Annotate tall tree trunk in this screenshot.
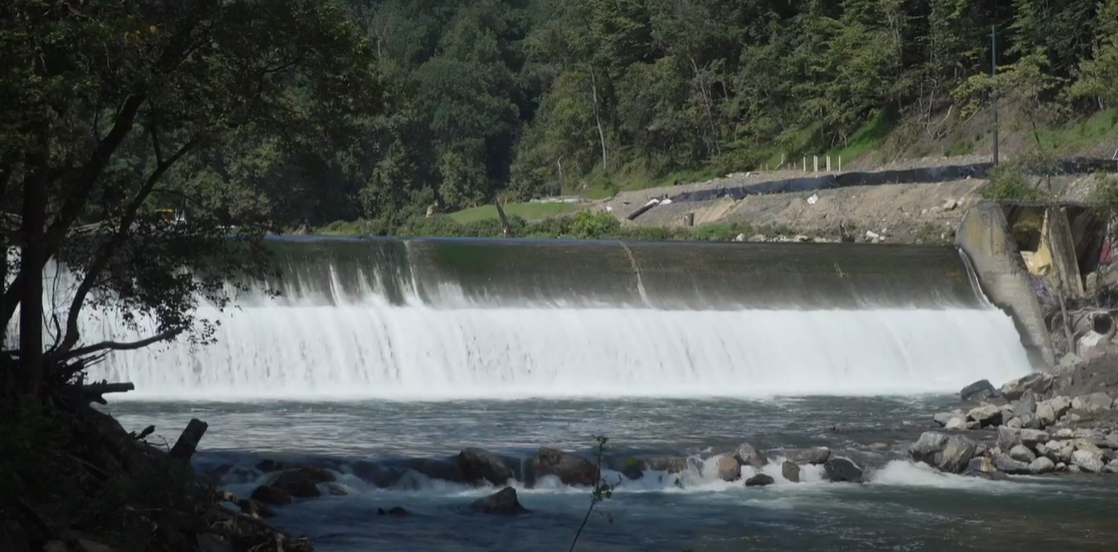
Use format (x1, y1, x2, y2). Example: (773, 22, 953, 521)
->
(688, 54, 721, 157)
(19, 135, 48, 396)
(589, 65, 608, 172)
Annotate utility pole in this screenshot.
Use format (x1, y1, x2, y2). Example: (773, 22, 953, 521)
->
(991, 22, 999, 166)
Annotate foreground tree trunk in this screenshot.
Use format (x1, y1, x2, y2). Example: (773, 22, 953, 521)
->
(19, 136, 48, 396)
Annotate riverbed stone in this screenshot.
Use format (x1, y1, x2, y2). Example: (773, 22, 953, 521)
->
(1072, 393, 1115, 413)
(1027, 457, 1055, 474)
(968, 404, 1003, 427)
(823, 457, 863, 483)
(1106, 459, 1118, 474)
(937, 435, 977, 474)
(456, 448, 515, 486)
(716, 455, 741, 482)
(909, 432, 950, 466)
(1005, 417, 1023, 429)
(1072, 449, 1106, 473)
(1009, 444, 1036, 464)
(934, 412, 956, 426)
(745, 473, 775, 487)
(469, 487, 529, 515)
(786, 447, 830, 465)
(733, 442, 768, 471)
(1041, 397, 1073, 421)
(961, 379, 999, 401)
(1043, 440, 1073, 464)
(237, 498, 276, 519)
(781, 461, 801, 483)
(270, 467, 334, 498)
(534, 448, 599, 486)
(644, 456, 689, 473)
(965, 456, 995, 476)
(992, 453, 1030, 475)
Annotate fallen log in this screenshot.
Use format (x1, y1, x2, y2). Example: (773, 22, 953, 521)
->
(169, 418, 208, 462)
(79, 382, 135, 405)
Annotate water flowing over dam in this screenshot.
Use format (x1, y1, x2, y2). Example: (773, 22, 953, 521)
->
(81, 238, 1030, 399)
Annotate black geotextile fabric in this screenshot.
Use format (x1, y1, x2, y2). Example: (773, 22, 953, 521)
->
(667, 157, 1118, 203)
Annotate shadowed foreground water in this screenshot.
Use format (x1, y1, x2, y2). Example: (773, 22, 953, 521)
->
(106, 397, 1118, 552)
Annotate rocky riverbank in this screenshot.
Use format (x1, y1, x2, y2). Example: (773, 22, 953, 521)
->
(911, 354, 1118, 477)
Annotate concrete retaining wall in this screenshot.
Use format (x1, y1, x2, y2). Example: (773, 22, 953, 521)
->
(956, 202, 1055, 367)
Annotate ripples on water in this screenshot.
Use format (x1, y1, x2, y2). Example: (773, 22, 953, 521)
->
(105, 397, 1118, 552)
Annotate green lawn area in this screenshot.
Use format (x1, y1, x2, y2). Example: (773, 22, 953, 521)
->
(449, 201, 585, 223)
(1033, 109, 1118, 155)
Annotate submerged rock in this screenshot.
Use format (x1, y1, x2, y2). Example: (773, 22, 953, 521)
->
(823, 457, 863, 483)
(961, 379, 998, 402)
(745, 474, 775, 487)
(733, 442, 768, 471)
(644, 456, 689, 473)
(469, 487, 529, 515)
(378, 506, 410, 517)
(715, 455, 741, 482)
(237, 498, 276, 519)
(534, 447, 599, 486)
(456, 448, 515, 486)
(781, 461, 801, 483)
(786, 447, 831, 465)
(401, 458, 467, 484)
(270, 467, 335, 498)
(250, 485, 292, 506)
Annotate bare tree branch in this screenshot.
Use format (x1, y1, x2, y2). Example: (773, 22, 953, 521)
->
(52, 329, 183, 364)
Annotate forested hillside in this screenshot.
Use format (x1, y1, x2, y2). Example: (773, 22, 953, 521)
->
(169, 0, 1118, 230)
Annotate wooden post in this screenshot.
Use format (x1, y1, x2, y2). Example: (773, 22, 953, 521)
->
(838, 156, 843, 172)
(813, 156, 818, 173)
(826, 156, 832, 172)
(683, 213, 695, 227)
(802, 156, 807, 171)
(169, 418, 209, 462)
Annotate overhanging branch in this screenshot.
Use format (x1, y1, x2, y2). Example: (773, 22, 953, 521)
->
(51, 329, 184, 364)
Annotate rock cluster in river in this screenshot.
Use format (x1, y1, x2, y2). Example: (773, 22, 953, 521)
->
(915, 357, 1118, 478)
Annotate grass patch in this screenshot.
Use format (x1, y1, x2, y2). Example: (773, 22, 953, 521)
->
(824, 109, 895, 165)
(448, 202, 584, 224)
(1031, 109, 1118, 155)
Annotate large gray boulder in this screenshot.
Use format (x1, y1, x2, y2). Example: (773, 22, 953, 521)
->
(823, 457, 863, 483)
(745, 474, 775, 487)
(1043, 440, 1074, 464)
(250, 485, 293, 506)
(1009, 444, 1036, 464)
(937, 435, 977, 474)
(909, 432, 950, 466)
(1014, 391, 1038, 418)
(533, 447, 599, 486)
(967, 404, 1003, 428)
(733, 442, 768, 471)
(1072, 449, 1106, 473)
(715, 455, 741, 482)
(1071, 393, 1114, 413)
(456, 448, 515, 486)
(1020, 429, 1049, 448)
(781, 461, 801, 483)
(997, 426, 1022, 452)
(469, 487, 529, 515)
(960, 379, 999, 401)
(1027, 457, 1055, 474)
(998, 372, 1054, 400)
(1036, 397, 1072, 427)
(785, 447, 831, 465)
(992, 453, 1030, 475)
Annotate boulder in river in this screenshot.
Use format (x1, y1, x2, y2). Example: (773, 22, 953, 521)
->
(1072, 449, 1105, 473)
(1020, 429, 1049, 448)
(1106, 459, 1118, 474)
(967, 404, 1003, 427)
(823, 457, 863, 483)
(909, 432, 950, 466)
(378, 506, 410, 517)
(733, 442, 768, 471)
(401, 458, 468, 484)
(786, 447, 830, 465)
(781, 461, 801, 483)
(1027, 457, 1055, 474)
(270, 466, 335, 498)
(960, 379, 998, 401)
(534, 447, 599, 486)
(237, 498, 276, 519)
(250, 485, 293, 506)
(1043, 440, 1074, 464)
(644, 456, 689, 473)
(745, 474, 775, 487)
(715, 455, 741, 482)
(469, 487, 529, 515)
(997, 426, 1022, 452)
(456, 448, 515, 486)
(945, 417, 968, 430)
(937, 435, 977, 474)
(1014, 391, 1038, 418)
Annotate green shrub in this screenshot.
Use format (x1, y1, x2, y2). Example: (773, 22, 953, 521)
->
(569, 211, 622, 239)
(979, 164, 1048, 200)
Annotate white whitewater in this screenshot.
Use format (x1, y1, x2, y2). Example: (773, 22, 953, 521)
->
(82, 283, 1032, 400)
